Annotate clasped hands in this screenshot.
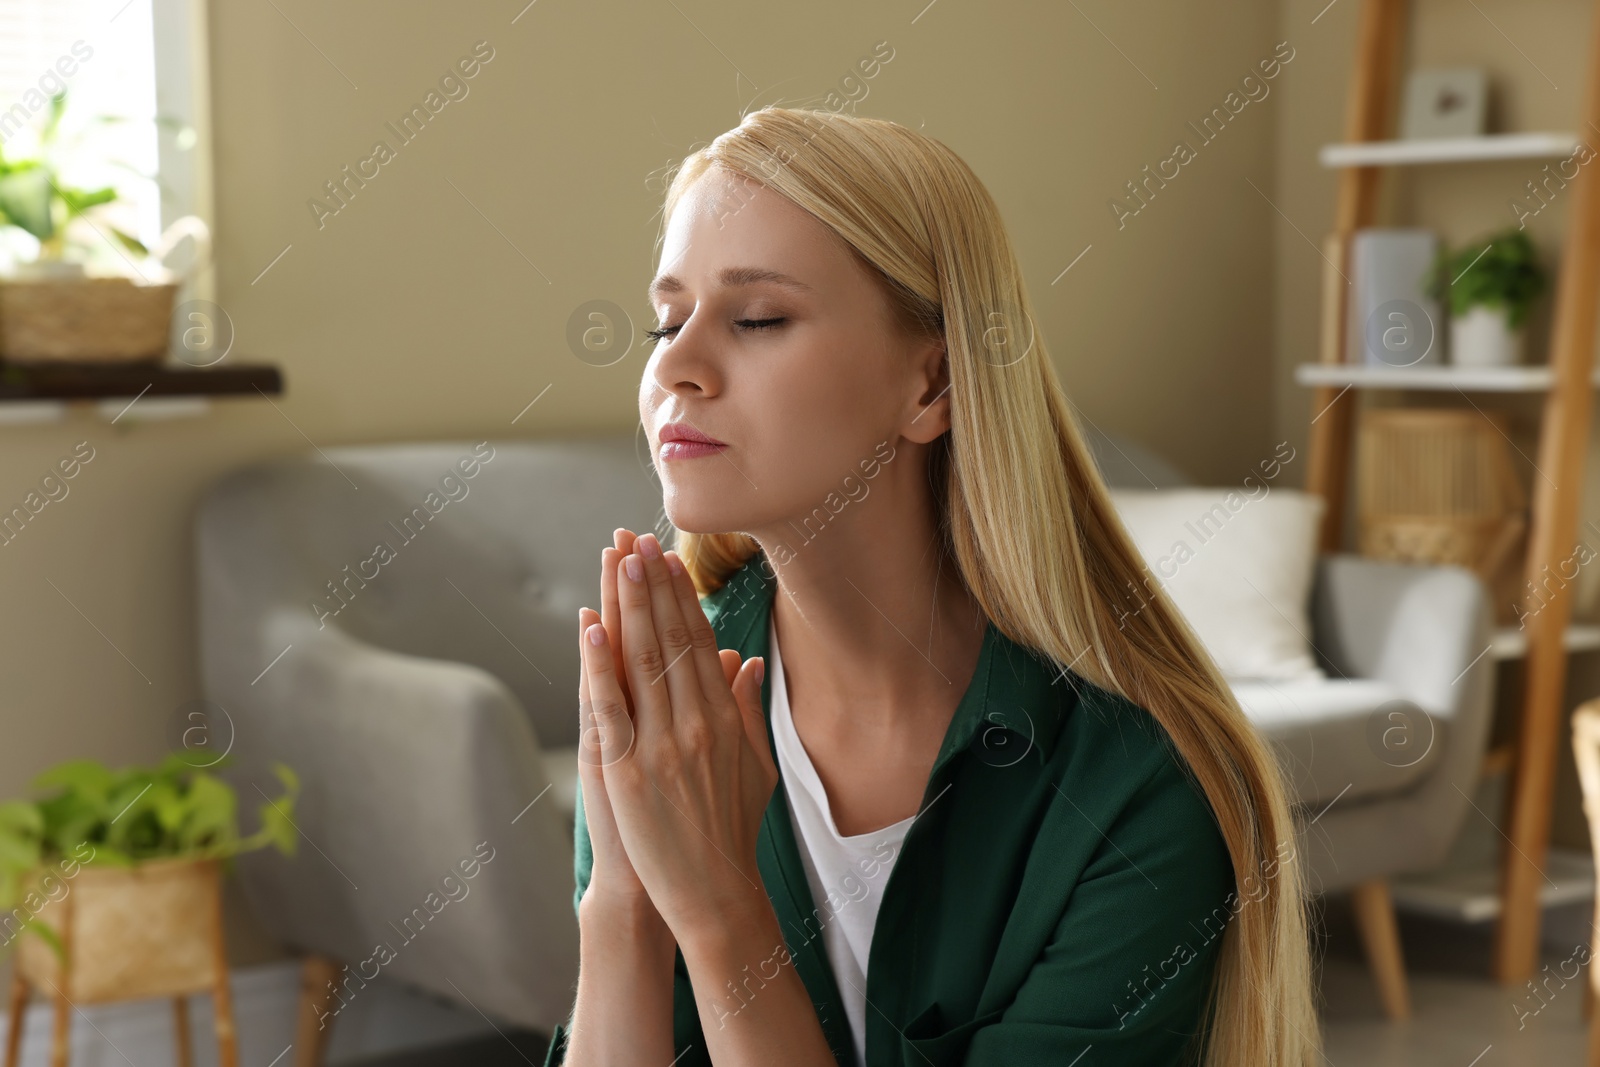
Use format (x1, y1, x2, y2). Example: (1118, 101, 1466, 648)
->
(575, 528, 780, 945)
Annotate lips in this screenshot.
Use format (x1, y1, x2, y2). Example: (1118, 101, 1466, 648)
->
(657, 421, 727, 462)
(659, 422, 726, 446)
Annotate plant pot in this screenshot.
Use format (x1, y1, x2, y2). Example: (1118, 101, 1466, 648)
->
(14, 855, 227, 1003)
(1449, 304, 1524, 367)
(0, 275, 178, 364)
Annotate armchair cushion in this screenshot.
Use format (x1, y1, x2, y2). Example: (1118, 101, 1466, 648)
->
(1230, 678, 1441, 806)
(1107, 487, 1327, 682)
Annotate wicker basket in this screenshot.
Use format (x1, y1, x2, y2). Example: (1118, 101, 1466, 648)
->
(1358, 407, 1528, 620)
(14, 855, 226, 1003)
(0, 275, 177, 363)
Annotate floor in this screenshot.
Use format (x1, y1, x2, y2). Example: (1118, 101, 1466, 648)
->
(341, 897, 1597, 1066)
(1317, 895, 1591, 1065)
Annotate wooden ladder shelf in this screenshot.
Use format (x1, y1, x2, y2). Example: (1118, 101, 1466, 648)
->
(1305, 0, 1600, 985)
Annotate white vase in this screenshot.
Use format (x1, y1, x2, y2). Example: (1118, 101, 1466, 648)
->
(1450, 305, 1524, 367)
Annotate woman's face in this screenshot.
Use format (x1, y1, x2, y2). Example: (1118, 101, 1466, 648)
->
(641, 166, 945, 539)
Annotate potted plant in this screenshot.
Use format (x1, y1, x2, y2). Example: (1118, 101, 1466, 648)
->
(1426, 227, 1549, 368)
(0, 90, 209, 363)
(0, 753, 297, 1011)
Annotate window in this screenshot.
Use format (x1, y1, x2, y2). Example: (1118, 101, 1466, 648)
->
(0, 0, 213, 301)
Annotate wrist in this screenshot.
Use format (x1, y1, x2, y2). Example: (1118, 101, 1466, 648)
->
(676, 890, 782, 965)
(579, 890, 676, 951)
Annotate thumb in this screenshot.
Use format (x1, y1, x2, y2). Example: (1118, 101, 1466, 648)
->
(734, 656, 776, 779)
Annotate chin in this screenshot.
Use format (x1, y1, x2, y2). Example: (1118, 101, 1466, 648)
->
(659, 492, 744, 537)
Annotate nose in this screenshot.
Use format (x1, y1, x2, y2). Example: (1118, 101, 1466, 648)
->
(646, 312, 720, 400)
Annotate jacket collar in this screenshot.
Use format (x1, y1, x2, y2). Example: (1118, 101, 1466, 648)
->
(703, 549, 1069, 772)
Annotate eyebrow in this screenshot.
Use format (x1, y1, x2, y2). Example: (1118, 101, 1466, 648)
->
(647, 266, 815, 303)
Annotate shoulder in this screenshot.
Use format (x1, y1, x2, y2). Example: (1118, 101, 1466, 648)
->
(1051, 672, 1233, 887)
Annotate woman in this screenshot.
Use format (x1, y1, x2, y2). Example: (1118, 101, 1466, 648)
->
(545, 106, 1320, 1066)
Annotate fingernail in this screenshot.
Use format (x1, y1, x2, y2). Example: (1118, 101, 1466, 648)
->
(754, 658, 765, 686)
(587, 623, 606, 646)
(639, 534, 661, 559)
(625, 554, 643, 582)
(666, 552, 684, 577)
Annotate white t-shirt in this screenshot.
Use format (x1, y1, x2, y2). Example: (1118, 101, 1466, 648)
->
(767, 616, 915, 1067)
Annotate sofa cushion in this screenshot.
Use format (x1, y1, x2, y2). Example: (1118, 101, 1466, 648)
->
(1108, 487, 1326, 682)
(1230, 678, 1443, 806)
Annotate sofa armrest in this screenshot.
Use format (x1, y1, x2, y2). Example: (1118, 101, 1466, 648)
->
(1308, 553, 1494, 722)
(224, 609, 580, 1031)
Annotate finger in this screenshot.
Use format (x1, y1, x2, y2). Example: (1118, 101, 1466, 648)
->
(720, 648, 741, 691)
(601, 548, 634, 712)
(732, 656, 776, 780)
(660, 547, 742, 710)
(633, 536, 713, 729)
(616, 550, 676, 741)
(578, 608, 621, 783)
(581, 617, 638, 770)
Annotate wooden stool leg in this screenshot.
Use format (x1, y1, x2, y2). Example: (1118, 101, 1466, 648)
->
(4, 972, 27, 1067)
(1590, 990, 1600, 1067)
(205, 862, 239, 1067)
(173, 996, 194, 1067)
(48, 983, 68, 1067)
(1350, 879, 1412, 1020)
(294, 956, 344, 1067)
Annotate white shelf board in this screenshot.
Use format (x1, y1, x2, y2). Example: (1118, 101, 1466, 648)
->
(1320, 131, 1580, 167)
(1294, 362, 1600, 392)
(1492, 622, 1600, 660)
(0, 401, 66, 425)
(1389, 846, 1595, 923)
(94, 396, 211, 422)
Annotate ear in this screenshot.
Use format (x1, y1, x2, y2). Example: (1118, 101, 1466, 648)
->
(901, 337, 951, 445)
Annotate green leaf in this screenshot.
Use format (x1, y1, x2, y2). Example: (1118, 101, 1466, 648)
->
(85, 842, 134, 867)
(39, 92, 67, 146)
(0, 801, 42, 838)
(33, 759, 116, 801)
(59, 185, 116, 217)
(179, 773, 237, 854)
(0, 167, 55, 241)
(0, 832, 41, 874)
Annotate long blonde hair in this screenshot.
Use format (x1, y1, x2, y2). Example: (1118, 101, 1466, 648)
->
(658, 106, 1321, 1066)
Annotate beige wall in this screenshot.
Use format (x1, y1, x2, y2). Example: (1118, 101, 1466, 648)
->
(1, 0, 1318, 971)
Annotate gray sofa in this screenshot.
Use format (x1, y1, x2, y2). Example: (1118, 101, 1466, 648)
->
(195, 428, 1492, 1038)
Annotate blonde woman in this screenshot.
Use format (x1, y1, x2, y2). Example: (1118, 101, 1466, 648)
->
(547, 107, 1320, 1067)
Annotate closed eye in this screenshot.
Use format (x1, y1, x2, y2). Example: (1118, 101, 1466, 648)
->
(646, 317, 787, 342)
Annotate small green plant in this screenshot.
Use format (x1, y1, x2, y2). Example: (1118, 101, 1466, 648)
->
(0, 89, 186, 265)
(0, 753, 298, 956)
(1426, 228, 1549, 330)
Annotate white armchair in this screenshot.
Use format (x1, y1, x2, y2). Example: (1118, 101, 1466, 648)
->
(1087, 426, 1496, 1021)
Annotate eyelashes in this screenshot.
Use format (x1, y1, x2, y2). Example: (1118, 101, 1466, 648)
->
(645, 317, 787, 343)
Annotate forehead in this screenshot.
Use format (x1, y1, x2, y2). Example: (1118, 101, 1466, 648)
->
(652, 168, 844, 299)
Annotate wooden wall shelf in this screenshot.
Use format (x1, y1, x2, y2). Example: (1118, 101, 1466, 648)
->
(0, 361, 282, 402)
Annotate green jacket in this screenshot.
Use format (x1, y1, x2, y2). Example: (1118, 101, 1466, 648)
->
(543, 550, 1236, 1066)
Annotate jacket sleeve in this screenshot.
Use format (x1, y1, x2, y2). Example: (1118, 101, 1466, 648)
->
(541, 775, 594, 1065)
(936, 754, 1239, 1067)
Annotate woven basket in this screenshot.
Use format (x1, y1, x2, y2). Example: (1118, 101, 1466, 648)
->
(0, 276, 177, 363)
(14, 855, 225, 1003)
(1358, 408, 1528, 619)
